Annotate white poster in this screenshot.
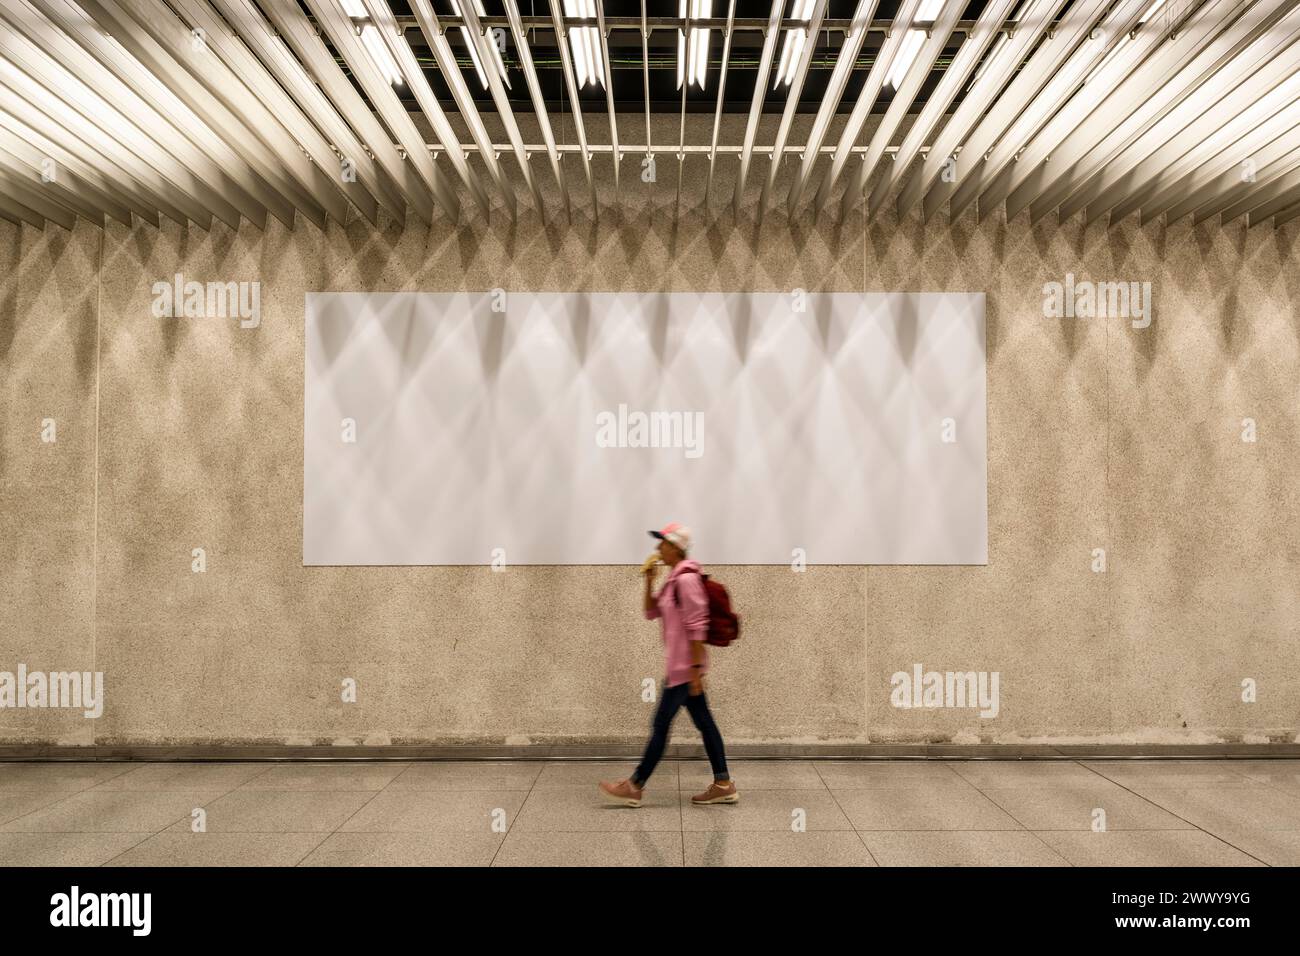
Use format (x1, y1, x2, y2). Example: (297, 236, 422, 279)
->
(304, 292, 987, 565)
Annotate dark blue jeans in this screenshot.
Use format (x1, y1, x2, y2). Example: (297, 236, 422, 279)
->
(631, 680, 729, 786)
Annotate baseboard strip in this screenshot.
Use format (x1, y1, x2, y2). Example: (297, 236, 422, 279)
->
(1, 743, 1297, 762)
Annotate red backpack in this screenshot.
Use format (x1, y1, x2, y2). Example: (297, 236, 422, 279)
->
(672, 571, 741, 647)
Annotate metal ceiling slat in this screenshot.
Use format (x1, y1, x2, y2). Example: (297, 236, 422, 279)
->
(1193, 142, 1300, 224)
(0, 103, 159, 226)
(1262, 189, 1300, 226)
(1063, 3, 1300, 223)
(171, 0, 379, 225)
(81, 0, 341, 229)
(756, 0, 829, 222)
(0, 61, 211, 228)
(550, 2, 598, 215)
(594, 0, 621, 191)
(211, 0, 404, 222)
(261, 1, 422, 226)
(451, 0, 544, 218)
(1018, 0, 1287, 223)
(0, 0, 1296, 234)
(0, 140, 113, 224)
(786, 0, 879, 214)
(0, 130, 129, 224)
(1143, 113, 1300, 225)
(0, 164, 78, 228)
(359, 0, 490, 216)
(950, 0, 1151, 222)
(923, 0, 1112, 221)
(503, 0, 570, 220)
(1234, 163, 1300, 223)
(407, 0, 514, 218)
(704, 0, 737, 209)
(13, 0, 267, 228)
(641, 1, 652, 163)
(299, 0, 455, 223)
(823, 0, 962, 220)
(1217, 162, 1300, 224)
(860, 0, 1021, 220)
(1105, 76, 1300, 226)
(896, 0, 1065, 220)
(673, 2, 692, 222)
(0, 202, 28, 227)
(0, 189, 46, 228)
(733, 0, 784, 218)
(118, 0, 346, 228)
(1096, 60, 1300, 226)
(978, 0, 1173, 219)
(0, 31, 236, 229)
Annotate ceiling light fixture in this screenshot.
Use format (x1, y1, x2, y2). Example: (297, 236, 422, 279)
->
(338, 0, 403, 86)
(774, 0, 815, 88)
(677, 0, 712, 89)
(448, 0, 510, 90)
(563, 0, 604, 88)
(885, 0, 946, 90)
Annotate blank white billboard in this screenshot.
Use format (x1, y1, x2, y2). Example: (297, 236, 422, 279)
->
(304, 292, 986, 565)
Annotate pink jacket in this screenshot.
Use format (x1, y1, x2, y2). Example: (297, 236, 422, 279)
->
(646, 559, 710, 688)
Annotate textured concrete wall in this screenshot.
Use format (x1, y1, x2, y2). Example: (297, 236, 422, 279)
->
(2, 115, 1298, 747)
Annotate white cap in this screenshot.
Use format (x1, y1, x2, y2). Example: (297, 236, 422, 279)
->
(649, 522, 691, 554)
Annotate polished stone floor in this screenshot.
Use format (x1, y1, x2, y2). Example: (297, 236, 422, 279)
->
(1, 759, 1298, 866)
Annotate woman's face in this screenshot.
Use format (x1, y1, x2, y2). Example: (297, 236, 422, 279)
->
(658, 539, 683, 564)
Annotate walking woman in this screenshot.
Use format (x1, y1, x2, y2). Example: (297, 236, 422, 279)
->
(600, 523, 738, 807)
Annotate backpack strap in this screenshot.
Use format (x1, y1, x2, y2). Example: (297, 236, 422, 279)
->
(670, 569, 706, 606)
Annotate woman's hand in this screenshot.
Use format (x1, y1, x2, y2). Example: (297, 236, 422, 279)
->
(643, 560, 659, 615)
(688, 674, 705, 696)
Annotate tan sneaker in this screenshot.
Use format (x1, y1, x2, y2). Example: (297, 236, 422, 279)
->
(598, 778, 644, 808)
(691, 779, 739, 805)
